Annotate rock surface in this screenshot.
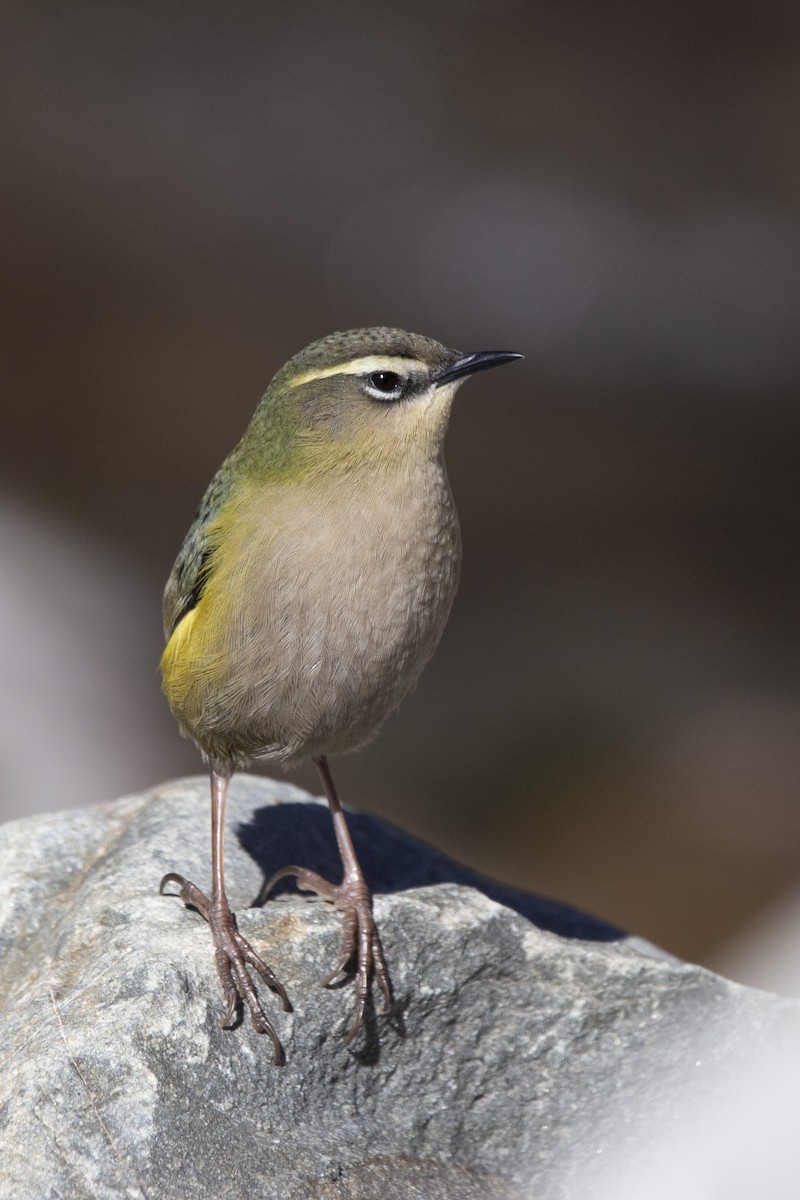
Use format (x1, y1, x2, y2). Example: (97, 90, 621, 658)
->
(0, 775, 798, 1199)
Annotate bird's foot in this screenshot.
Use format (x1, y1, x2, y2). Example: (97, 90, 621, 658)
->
(262, 866, 392, 1044)
(160, 872, 291, 1064)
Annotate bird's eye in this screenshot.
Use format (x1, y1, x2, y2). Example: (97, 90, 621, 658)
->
(364, 371, 404, 402)
(369, 371, 401, 393)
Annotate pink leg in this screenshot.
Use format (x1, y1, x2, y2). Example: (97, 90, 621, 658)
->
(261, 755, 392, 1043)
(160, 766, 291, 1064)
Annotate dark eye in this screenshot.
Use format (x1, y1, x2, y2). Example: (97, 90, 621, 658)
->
(364, 371, 404, 401)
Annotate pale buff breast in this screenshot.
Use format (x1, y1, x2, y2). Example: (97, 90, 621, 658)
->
(194, 459, 461, 766)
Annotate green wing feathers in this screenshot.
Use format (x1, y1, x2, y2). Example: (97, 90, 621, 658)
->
(162, 468, 233, 639)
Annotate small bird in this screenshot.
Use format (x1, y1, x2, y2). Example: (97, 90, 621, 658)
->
(159, 327, 522, 1059)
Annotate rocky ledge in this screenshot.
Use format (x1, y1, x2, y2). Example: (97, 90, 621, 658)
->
(0, 776, 798, 1199)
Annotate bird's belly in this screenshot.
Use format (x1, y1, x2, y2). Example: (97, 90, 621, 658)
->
(193, 470, 460, 766)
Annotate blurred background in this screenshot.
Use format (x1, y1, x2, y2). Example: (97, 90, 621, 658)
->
(1, 0, 799, 993)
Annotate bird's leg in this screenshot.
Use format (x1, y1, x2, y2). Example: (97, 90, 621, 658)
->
(160, 766, 291, 1063)
(261, 755, 392, 1044)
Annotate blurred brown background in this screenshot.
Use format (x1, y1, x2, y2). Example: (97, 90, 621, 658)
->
(2, 0, 799, 991)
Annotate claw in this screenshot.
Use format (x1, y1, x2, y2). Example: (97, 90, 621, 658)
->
(265, 865, 392, 1042)
(257, 865, 330, 904)
(162, 872, 290, 1063)
(255, 756, 394, 1045)
(159, 872, 188, 895)
(221, 987, 238, 1030)
(320, 954, 352, 989)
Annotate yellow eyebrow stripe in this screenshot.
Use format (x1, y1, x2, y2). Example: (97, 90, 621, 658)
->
(288, 355, 427, 389)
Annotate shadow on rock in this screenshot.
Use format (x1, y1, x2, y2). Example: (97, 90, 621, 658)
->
(237, 802, 623, 943)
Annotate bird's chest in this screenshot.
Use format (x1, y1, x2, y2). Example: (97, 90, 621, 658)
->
(261, 466, 459, 659)
(195, 462, 460, 761)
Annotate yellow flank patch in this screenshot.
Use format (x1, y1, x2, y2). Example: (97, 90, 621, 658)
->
(160, 596, 230, 715)
(288, 355, 427, 389)
(160, 604, 202, 703)
(161, 603, 198, 665)
(160, 488, 274, 720)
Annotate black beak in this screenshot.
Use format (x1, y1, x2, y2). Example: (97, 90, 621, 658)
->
(434, 350, 523, 387)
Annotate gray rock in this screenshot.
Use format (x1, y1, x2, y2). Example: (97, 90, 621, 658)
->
(0, 775, 798, 1200)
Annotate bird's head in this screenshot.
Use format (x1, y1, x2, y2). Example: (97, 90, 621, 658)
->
(239, 327, 522, 479)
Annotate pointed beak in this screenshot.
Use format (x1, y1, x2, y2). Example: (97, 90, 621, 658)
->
(434, 350, 524, 387)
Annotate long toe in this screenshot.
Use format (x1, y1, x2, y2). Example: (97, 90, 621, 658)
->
(160, 873, 212, 920)
(340, 896, 395, 1042)
(372, 927, 393, 1013)
(260, 863, 392, 1042)
(210, 912, 287, 1064)
(328, 900, 391, 1039)
(236, 931, 292, 1012)
(321, 904, 359, 987)
(161, 872, 288, 1064)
